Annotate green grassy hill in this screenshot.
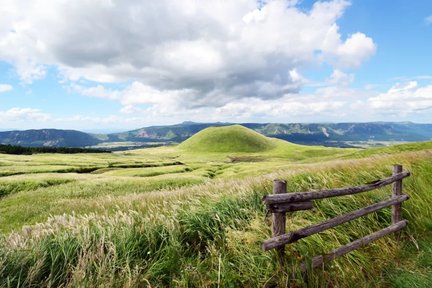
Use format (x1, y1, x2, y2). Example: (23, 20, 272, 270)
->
(179, 125, 278, 153)
(178, 125, 350, 163)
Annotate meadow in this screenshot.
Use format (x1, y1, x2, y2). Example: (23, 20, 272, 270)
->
(1, 125, 432, 287)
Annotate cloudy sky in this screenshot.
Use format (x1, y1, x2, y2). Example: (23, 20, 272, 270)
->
(1, 0, 432, 131)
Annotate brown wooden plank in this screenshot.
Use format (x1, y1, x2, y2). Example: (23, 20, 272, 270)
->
(268, 201, 313, 213)
(263, 171, 410, 205)
(392, 165, 403, 240)
(262, 194, 409, 251)
(300, 220, 408, 272)
(272, 180, 287, 264)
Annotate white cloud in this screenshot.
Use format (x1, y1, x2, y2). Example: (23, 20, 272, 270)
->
(0, 107, 51, 122)
(0, 84, 13, 93)
(331, 32, 376, 67)
(120, 105, 143, 114)
(65, 78, 432, 125)
(328, 69, 354, 86)
(4, 78, 432, 129)
(1, 0, 375, 105)
(216, 95, 346, 120)
(368, 81, 432, 114)
(71, 72, 306, 111)
(425, 15, 432, 25)
(72, 82, 193, 108)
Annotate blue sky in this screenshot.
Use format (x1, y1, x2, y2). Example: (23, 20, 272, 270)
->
(0, 0, 432, 131)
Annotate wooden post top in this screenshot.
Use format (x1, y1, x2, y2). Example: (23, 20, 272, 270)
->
(273, 179, 287, 194)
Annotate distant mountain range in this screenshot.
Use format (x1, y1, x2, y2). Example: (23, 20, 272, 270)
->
(1, 122, 432, 149)
(0, 129, 100, 148)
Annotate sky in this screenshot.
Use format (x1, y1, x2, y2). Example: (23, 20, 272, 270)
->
(0, 0, 432, 131)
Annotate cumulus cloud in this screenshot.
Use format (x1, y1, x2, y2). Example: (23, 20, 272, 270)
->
(6, 78, 432, 129)
(0, 84, 13, 93)
(79, 79, 368, 123)
(72, 82, 191, 110)
(62, 78, 432, 125)
(1, 0, 375, 107)
(216, 95, 346, 120)
(325, 32, 376, 67)
(368, 81, 432, 114)
(328, 69, 354, 86)
(0, 107, 51, 122)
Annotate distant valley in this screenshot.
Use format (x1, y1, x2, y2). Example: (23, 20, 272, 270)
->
(1, 122, 432, 150)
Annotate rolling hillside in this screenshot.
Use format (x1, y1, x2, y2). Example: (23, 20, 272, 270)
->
(1, 136, 432, 286)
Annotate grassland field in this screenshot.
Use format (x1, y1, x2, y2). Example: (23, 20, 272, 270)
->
(1, 125, 432, 287)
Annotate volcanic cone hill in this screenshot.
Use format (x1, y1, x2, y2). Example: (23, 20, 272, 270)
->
(178, 125, 286, 153)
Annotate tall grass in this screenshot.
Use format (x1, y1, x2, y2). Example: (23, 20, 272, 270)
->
(1, 151, 432, 287)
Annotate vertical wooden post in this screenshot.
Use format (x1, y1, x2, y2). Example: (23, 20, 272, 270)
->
(392, 164, 403, 239)
(272, 179, 287, 264)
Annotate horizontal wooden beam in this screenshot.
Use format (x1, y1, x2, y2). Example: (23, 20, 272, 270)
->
(268, 201, 314, 213)
(262, 194, 409, 251)
(263, 171, 410, 205)
(300, 220, 408, 272)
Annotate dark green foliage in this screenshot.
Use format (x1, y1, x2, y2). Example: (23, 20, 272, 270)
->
(0, 144, 110, 155)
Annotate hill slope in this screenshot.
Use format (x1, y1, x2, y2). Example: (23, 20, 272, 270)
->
(0, 129, 100, 147)
(179, 125, 278, 153)
(106, 122, 229, 142)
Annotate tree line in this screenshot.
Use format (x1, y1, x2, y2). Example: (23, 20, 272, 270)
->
(0, 144, 111, 155)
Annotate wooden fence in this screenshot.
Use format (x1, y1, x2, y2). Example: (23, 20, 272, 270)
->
(262, 164, 410, 271)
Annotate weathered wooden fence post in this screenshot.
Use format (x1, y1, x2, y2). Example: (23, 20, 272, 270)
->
(392, 164, 403, 239)
(272, 179, 287, 264)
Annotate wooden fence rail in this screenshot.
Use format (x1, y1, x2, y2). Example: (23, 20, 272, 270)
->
(262, 164, 410, 271)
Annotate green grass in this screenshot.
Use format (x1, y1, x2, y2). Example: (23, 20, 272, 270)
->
(0, 178, 74, 198)
(347, 141, 432, 158)
(1, 138, 432, 287)
(179, 125, 278, 152)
